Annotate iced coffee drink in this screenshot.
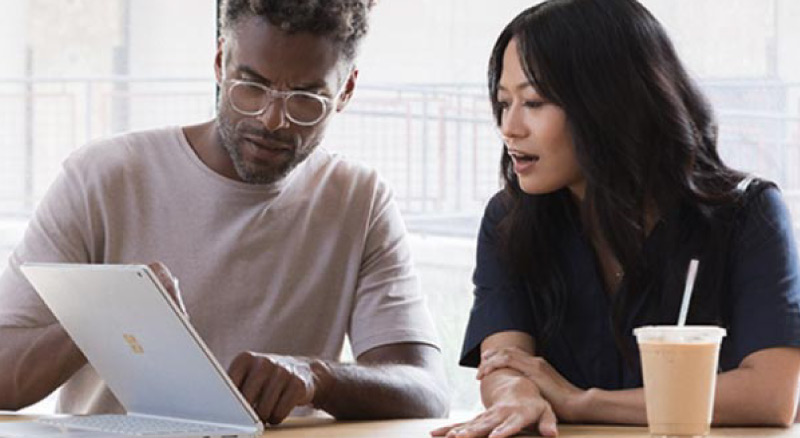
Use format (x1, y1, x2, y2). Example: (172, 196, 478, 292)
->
(634, 326, 726, 437)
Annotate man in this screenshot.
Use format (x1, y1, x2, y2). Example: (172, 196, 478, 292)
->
(0, 0, 448, 425)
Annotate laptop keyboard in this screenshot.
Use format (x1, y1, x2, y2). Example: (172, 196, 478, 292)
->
(37, 414, 225, 435)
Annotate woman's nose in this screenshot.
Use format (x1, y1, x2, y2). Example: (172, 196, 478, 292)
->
(499, 104, 527, 140)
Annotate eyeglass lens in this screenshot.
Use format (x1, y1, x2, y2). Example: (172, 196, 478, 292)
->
(229, 82, 326, 124)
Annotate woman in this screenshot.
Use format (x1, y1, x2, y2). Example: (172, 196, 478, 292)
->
(433, 0, 800, 437)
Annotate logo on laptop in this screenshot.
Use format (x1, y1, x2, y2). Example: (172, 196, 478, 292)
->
(123, 334, 144, 354)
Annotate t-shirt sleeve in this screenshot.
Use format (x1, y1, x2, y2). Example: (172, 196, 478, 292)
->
(724, 186, 800, 368)
(459, 193, 536, 368)
(347, 180, 440, 358)
(0, 155, 95, 328)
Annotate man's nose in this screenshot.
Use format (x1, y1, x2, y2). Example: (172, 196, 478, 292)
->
(257, 98, 290, 131)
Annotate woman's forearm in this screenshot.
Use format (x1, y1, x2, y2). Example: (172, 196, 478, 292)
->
(575, 386, 647, 424)
(576, 356, 799, 426)
(713, 359, 798, 426)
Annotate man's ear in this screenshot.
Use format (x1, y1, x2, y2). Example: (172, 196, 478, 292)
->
(335, 68, 359, 112)
(214, 37, 226, 85)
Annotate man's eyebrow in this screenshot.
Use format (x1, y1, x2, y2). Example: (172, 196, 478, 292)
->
(236, 65, 328, 93)
(293, 81, 328, 93)
(236, 65, 270, 84)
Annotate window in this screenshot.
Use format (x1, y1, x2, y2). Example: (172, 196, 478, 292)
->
(334, 0, 800, 410)
(2, 0, 798, 414)
(0, 0, 216, 413)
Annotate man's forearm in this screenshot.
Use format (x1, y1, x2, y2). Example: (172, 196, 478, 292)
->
(311, 360, 448, 420)
(0, 324, 85, 409)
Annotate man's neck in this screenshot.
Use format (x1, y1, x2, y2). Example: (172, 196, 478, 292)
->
(182, 120, 241, 181)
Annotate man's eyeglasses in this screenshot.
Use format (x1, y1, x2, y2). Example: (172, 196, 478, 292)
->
(225, 79, 336, 126)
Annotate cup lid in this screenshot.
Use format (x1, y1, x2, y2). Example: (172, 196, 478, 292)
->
(634, 325, 726, 343)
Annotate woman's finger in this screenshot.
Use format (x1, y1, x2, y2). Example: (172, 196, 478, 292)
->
(488, 413, 527, 438)
(449, 414, 502, 438)
(430, 422, 464, 436)
(480, 352, 543, 380)
(478, 351, 523, 379)
(537, 404, 559, 437)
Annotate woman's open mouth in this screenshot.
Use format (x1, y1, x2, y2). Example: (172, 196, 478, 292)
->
(508, 150, 539, 173)
(508, 150, 539, 163)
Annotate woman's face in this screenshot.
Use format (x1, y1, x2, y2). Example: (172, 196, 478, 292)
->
(497, 38, 585, 198)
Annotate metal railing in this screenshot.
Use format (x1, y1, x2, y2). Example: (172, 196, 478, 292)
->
(1, 77, 800, 237)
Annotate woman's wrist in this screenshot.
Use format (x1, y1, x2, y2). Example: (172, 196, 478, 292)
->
(562, 387, 598, 423)
(481, 369, 540, 406)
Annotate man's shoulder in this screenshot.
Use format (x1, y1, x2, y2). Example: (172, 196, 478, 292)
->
(66, 126, 182, 173)
(305, 148, 388, 194)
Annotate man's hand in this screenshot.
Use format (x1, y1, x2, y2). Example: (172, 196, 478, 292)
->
(147, 262, 187, 314)
(477, 347, 587, 422)
(228, 352, 327, 425)
(431, 371, 557, 438)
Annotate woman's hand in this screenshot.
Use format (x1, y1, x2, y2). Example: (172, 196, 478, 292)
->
(477, 347, 588, 422)
(431, 370, 558, 438)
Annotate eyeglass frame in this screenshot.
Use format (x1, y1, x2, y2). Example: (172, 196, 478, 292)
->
(223, 76, 348, 127)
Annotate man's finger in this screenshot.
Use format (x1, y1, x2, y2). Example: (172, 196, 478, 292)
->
(257, 369, 289, 424)
(147, 261, 186, 312)
(269, 377, 305, 425)
(239, 358, 269, 406)
(227, 352, 252, 387)
(147, 262, 172, 287)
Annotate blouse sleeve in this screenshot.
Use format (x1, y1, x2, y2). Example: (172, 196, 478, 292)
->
(723, 187, 800, 369)
(459, 193, 537, 367)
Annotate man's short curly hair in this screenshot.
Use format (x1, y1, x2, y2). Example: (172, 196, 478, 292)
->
(220, 0, 376, 62)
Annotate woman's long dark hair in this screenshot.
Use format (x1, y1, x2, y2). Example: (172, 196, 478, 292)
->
(491, 0, 747, 352)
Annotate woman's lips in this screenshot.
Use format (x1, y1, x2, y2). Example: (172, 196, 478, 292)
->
(509, 151, 539, 174)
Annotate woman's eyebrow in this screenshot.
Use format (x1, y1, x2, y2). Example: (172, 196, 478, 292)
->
(497, 82, 534, 92)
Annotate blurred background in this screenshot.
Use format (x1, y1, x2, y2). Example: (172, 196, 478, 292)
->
(1, 0, 798, 413)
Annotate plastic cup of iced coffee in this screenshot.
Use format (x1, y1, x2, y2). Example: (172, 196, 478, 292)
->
(634, 326, 726, 437)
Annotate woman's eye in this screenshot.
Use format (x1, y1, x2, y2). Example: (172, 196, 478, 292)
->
(496, 101, 510, 111)
(525, 100, 545, 109)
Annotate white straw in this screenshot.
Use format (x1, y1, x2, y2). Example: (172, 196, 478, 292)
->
(677, 259, 700, 326)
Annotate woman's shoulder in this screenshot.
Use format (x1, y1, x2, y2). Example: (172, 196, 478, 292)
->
(736, 177, 779, 209)
(733, 179, 793, 242)
(484, 190, 513, 219)
(696, 178, 782, 226)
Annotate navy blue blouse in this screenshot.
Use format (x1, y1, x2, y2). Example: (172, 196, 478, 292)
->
(460, 185, 800, 390)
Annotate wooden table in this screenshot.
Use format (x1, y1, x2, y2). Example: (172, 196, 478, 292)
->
(2, 413, 798, 437)
(269, 416, 800, 437)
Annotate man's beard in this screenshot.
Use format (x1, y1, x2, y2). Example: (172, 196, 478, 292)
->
(216, 109, 308, 185)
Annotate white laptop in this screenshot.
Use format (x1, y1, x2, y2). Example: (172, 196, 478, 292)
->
(0, 263, 263, 438)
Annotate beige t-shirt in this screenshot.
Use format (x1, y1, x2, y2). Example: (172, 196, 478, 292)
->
(0, 126, 439, 414)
